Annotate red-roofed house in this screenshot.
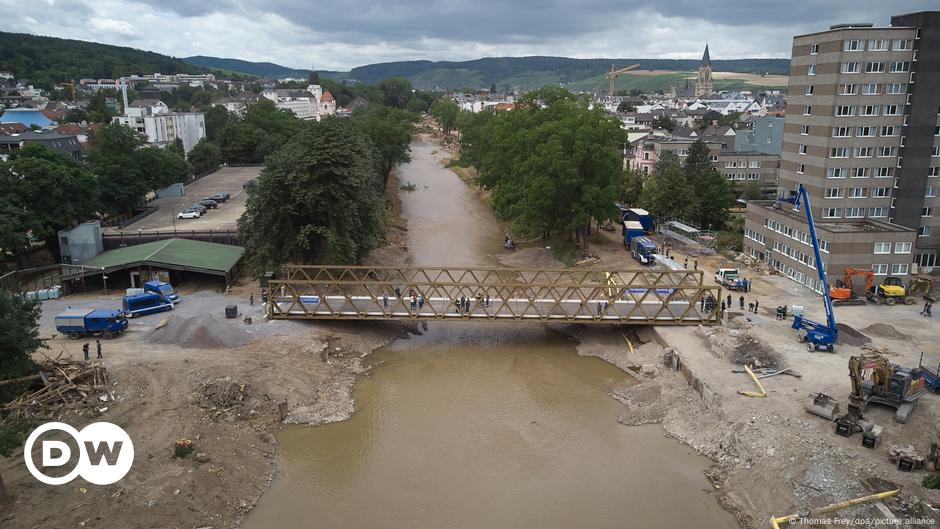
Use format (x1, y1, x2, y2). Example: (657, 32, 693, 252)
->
(0, 123, 28, 134)
(318, 91, 336, 117)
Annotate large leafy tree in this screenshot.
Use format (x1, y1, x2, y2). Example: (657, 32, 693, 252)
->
(684, 139, 736, 229)
(460, 87, 622, 248)
(219, 100, 300, 164)
(136, 146, 191, 192)
(188, 138, 222, 175)
(0, 145, 98, 259)
(350, 105, 416, 184)
(430, 99, 459, 134)
(87, 124, 148, 214)
(641, 151, 694, 220)
(0, 291, 44, 403)
(203, 105, 235, 141)
(378, 77, 413, 109)
(238, 119, 385, 272)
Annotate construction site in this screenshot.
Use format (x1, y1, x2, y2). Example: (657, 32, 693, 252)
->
(0, 122, 938, 529)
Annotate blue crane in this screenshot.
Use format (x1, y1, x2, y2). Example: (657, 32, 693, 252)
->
(789, 184, 838, 352)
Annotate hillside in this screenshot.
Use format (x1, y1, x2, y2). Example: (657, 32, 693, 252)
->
(0, 32, 207, 88)
(183, 56, 309, 78)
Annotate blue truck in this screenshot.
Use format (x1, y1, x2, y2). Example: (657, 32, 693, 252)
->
(617, 205, 654, 233)
(55, 308, 128, 339)
(123, 292, 174, 318)
(144, 280, 180, 303)
(630, 236, 658, 265)
(622, 220, 646, 249)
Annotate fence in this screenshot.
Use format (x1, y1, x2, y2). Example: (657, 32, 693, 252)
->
(102, 229, 241, 250)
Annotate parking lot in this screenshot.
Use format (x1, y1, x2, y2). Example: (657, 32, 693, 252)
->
(112, 166, 260, 232)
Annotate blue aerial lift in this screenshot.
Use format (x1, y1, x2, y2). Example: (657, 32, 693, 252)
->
(789, 184, 838, 352)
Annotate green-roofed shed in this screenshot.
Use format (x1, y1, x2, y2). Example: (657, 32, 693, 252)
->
(75, 238, 245, 286)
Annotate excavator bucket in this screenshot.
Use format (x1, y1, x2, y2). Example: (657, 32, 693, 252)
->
(806, 392, 841, 421)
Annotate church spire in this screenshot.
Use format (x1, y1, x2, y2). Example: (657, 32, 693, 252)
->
(701, 44, 711, 68)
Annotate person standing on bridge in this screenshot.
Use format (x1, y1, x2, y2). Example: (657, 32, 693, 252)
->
(418, 294, 424, 309)
(684, 257, 688, 269)
(485, 294, 490, 308)
(694, 259, 698, 270)
(383, 293, 389, 310)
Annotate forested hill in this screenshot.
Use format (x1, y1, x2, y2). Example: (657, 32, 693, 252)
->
(346, 56, 790, 86)
(0, 32, 207, 88)
(183, 56, 309, 78)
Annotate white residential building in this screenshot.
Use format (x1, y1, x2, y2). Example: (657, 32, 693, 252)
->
(261, 84, 335, 120)
(112, 99, 206, 153)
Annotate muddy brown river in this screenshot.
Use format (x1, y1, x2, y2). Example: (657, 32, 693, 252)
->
(243, 141, 739, 528)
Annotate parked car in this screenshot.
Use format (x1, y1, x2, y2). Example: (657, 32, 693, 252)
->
(199, 199, 219, 209)
(209, 192, 230, 202)
(177, 210, 200, 219)
(189, 204, 208, 214)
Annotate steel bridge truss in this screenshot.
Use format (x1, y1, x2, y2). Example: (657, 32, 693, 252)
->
(267, 266, 721, 325)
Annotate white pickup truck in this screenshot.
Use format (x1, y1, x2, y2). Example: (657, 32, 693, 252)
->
(715, 268, 746, 291)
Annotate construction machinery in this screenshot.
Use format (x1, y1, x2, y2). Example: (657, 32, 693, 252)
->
(908, 277, 936, 302)
(606, 63, 640, 97)
(867, 276, 917, 306)
(788, 185, 838, 352)
(830, 267, 873, 306)
(837, 352, 927, 431)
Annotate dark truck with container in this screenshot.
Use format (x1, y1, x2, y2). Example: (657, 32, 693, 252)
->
(55, 308, 128, 339)
(630, 236, 658, 265)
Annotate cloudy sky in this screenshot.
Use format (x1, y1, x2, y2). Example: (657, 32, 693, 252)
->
(1, 1, 936, 70)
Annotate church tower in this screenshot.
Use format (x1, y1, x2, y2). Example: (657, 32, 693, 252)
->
(695, 45, 713, 97)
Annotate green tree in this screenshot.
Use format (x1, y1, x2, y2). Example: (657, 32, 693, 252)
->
(219, 100, 301, 164)
(651, 114, 675, 131)
(351, 106, 416, 184)
(685, 140, 735, 229)
(0, 193, 31, 264)
(87, 124, 149, 214)
(136, 146, 190, 191)
(620, 166, 644, 204)
(238, 119, 385, 272)
(740, 180, 764, 201)
(87, 90, 114, 123)
(203, 105, 235, 141)
(616, 101, 637, 112)
(0, 291, 44, 403)
(640, 151, 693, 220)
(378, 77, 413, 109)
(0, 145, 98, 259)
(431, 99, 460, 135)
(188, 139, 222, 175)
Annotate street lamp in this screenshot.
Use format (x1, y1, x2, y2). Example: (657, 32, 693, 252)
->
(102, 268, 109, 294)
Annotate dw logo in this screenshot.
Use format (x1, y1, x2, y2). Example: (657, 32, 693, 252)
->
(24, 422, 134, 485)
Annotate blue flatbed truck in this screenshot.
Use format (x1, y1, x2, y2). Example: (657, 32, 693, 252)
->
(55, 309, 128, 339)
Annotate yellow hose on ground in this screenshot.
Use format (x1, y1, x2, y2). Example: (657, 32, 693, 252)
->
(737, 365, 766, 398)
(769, 489, 900, 528)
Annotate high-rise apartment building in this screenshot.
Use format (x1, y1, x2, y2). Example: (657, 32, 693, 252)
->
(744, 12, 940, 290)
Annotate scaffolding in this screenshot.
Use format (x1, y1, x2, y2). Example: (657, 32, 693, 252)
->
(267, 266, 721, 325)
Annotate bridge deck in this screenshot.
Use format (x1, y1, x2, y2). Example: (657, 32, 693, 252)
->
(267, 266, 721, 325)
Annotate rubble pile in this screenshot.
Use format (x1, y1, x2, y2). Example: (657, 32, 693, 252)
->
(731, 333, 783, 369)
(201, 377, 253, 409)
(1, 358, 114, 421)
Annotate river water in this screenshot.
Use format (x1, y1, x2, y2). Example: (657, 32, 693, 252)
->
(243, 141, 738, 528)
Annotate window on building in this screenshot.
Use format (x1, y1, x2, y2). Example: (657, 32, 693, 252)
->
(820, 239, 830, 253)
(891, 263, 910, 275)
(803, 105, 812, 115)
(895, 242, 912, 254)
(923, 207, 934, 217)
(827, 167, 846, 179)
(856, 126, 876, 137)
(805, 85, 814, 96)
(830, 147, 849, 158)
(677, 148, 688, 156)
(801, 124, 810, 135)
(749, 160, 761, 168)
(822, 208, 841, 218)
(808, 64, 816, 76)
(747, 173, 760, 180)
(927, 186, 937, 198)
(869, 207, 888, 217)
(872, 187, 890, 197)
(865, 62, 885, 73)
(844, 40, 862, 51)
(799, 144, 807, 155)
(838, 84, 857, 95)
(868, 39, 888, 51)
(849, 187, 867, 198)
(862, 82, 880, 95)
(893, 39, 912, 51)
(797, 163, 805, 174)
(877, 146, 897, 158)
(832, 126, 851, 137)
(880, 126, 898, 137)
(929, 167, 940, 177)
(874, 242, 891, 254)
(841, 62, 860, 73)
(886, 83, 906, 94)
(835, 105, 855, 117)
(919, 226, 932, 237)
(860, 105, 879, 116)
(883, 104, 902, 116)
(875, 167, 894, 178)
(933, 146, 940, 157)
(854, 146, 873, 158)
(810, 43, 819, 55)
(852, 167, 870, 178)
(873, 264, 888, 275)
(890, 61, 910, 73)
(845, 207, 864, 218)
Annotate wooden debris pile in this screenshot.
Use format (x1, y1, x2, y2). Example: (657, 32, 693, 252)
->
(1, 358, 113, 421)
(201, 377, 252, 409)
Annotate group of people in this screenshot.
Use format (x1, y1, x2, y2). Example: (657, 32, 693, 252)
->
(381, 289, 496, 314)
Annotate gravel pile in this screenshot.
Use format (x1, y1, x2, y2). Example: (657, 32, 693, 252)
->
(861, 323, 907, 340)
(148, 313, 253, 349)
(836, 323, 872, 347)
(731, 333, 783, 368)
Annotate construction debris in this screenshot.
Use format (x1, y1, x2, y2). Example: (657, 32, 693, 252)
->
(731, 333, 783, 369)
(201, 377, 252, 409)
(0, 357, 113, 421)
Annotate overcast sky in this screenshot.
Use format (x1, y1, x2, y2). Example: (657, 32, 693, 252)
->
(1, 1, 936, 70)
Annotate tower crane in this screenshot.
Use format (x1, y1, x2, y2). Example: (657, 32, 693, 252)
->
(606, 63, 640, 97)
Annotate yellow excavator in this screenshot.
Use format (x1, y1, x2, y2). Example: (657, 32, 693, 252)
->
(830, 267, 930, 306)
(836, 353, 927, 434)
